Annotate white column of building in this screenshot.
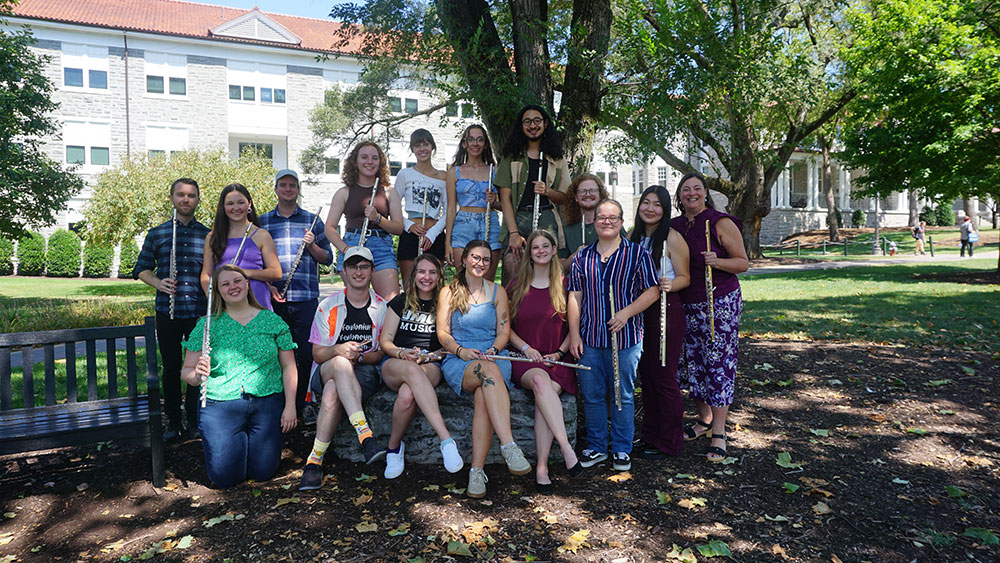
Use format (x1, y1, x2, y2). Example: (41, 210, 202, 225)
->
(805, 159, 816, 209)
(781, 169, 790, 208)
(840, 167, 850, 209)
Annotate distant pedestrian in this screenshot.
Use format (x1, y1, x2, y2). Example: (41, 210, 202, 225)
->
(960, 216, 977, 257)
(913, 221, 926, 255)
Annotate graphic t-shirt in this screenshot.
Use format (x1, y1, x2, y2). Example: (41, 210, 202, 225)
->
(388, 294, 440, 351)
(338, 298, 374, 347)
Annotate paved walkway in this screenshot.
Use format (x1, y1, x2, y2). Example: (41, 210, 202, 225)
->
(745, 249, 998, 276)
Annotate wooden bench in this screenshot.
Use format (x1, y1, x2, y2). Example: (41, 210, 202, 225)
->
(0, 317, 165, 487)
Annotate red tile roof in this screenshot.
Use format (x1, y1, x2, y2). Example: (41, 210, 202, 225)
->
(10, 0, 362, 54)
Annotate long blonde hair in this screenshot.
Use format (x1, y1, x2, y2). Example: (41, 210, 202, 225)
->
(211, 264, 261, 316)
(448, 240, 491, 315)
(508, 230, 566, 324)
(404, 254, 445, 315)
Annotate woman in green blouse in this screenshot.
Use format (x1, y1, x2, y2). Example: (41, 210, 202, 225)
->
(182, 264, 298, 488)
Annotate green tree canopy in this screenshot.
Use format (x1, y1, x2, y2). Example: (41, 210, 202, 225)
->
(0, 0, 85, 238)
(83, 149, 276, 245)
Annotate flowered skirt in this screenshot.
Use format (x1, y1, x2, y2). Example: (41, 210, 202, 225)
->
(679, 287, 742, 407)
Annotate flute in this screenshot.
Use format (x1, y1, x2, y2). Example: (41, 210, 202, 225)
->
(660, 240, 668, 367)
(705, 220, 715, 341)
(450, 352, 592, 371)
(199, 275, 213, 408)
(279, 207, 323, 300)
(532, 152, 543, 231)
(357, 179, 380, 247)
(169, 210, 177, 320)
(484, 163, 494, 242)
(421, 185, 429, 228)
(581, 215, 587, 246)
(609, 282, 622, 411)
(230, 222, 253, 266)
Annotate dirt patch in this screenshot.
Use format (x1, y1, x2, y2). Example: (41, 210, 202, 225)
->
(912, 270, 1000, 285)
(2, 340, 998, 562)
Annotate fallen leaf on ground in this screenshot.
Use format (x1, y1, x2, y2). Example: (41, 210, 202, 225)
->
(388, 523, 410, 536)
(557, 529, 591, 553)
(355, 521, 378, 533)
(678, 497, 707, 509)
(656, 490, 672, 505)
(776, 452, 802, 469)
(203, 513, 245, 528)
(696, 540, 731, 557)
(812, 501, 832, 515)
(665, 543, 697, 563)
(447, 540, 472, 556)
(272, 497, 300, 508)
(772, 544, 790, 559)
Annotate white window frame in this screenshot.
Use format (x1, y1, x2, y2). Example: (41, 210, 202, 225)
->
(61, 43, 109, 92)
(63, 119, 112, 171)
(227, 61, 286, 106)
(144, 52, 188, 98)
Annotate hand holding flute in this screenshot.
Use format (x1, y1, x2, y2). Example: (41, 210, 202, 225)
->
(279, 206, 323, 300)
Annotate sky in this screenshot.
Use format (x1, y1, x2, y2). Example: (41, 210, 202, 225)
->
(185, 0, 354, 20)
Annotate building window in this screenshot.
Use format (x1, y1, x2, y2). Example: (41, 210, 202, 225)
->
(390, 160, 403, 176)
(229, 85, 241, 100)
(62, 44, 109, 91)
(609, 171, 618, 185)
(149, 150, 167, 159)
(406, 161, 417, 169)
(169, 77, 186, 96)
(404, 98, 418, 114)
(147, 76, 164, 94)
(324, 157, 340, 175)
(657, 166, 667, 186)
(597, 171, 606, 183)
(261, 88, 273, 103)
(91, 147, 110, 166)
(66, 145, 85, 164)
(274, 89, 286, 103)
(790, 162, 808, 209)
(446, 103, 458, 117)
(461, 103, 475, 118)
(239, 142, 273, 161)
(242, 86, 255, 101)
(389, 98, 402, 113)
(228, 85, 258, 101)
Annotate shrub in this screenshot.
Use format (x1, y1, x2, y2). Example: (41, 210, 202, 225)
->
(117, 239, 140, 278)
(0, 238, 13, 275)
(16, 231, 46, 276)
(46, 229, 82, 277)
(935, 205, 954, 226)
(919, 205, 935, 224)
(851, 209, 867, 228)
(83, 243, 115, 278)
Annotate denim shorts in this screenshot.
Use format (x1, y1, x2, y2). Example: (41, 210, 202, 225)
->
(337, 229, 398, 272)
(450, 210, 501, 251)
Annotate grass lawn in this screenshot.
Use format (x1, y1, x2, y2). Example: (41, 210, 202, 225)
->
(767, 226, 997, 258)
(0, 277, 154, 334)
(741, 258, 1000, 354)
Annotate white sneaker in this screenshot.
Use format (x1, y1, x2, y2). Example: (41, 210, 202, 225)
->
(440, 439, 464, 473)
(384, 442, 405, 479)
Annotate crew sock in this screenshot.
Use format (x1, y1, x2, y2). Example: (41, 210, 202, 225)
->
(307, 438, 330, 466)
(349, 411, 374, 444)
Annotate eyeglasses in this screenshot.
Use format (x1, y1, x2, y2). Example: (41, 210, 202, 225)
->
(468, 255, 492, 265)
(577, 189, 600, 195)
(345, 263, 373, 271)
(595, 215, 622, 224)
(521, 117, 545, 126)
(465, 136, 485, 144)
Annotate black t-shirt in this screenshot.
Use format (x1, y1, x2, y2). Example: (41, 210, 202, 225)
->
(338, 297, 373, 347)
(388, 294, 439, 351)
(517, 157, 553, 212)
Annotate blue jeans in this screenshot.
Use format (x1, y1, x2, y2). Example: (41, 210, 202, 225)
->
(199, 392, 284, 488)
(451, 210, 501, 250)
(579, 343, 642, 454)
(273, 298, 318, 409)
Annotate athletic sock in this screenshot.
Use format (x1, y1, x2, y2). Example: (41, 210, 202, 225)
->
(387, 444, 402, 454)
(307, 438, 330, 465)
(349, 411, 374, 444)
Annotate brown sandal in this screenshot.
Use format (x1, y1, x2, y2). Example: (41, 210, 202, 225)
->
(683, 420, 712, 441)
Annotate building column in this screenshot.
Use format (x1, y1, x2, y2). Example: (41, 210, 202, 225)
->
(806, 159, 816, 210)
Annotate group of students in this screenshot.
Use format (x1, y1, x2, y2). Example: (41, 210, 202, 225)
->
(135, 104, 748, 495)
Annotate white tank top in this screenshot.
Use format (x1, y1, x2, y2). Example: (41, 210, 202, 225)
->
(641, 236, 675, 280)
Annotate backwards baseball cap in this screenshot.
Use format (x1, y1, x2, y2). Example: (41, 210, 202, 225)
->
(274, 169, 299, 184)
(343, 246, 374, 266)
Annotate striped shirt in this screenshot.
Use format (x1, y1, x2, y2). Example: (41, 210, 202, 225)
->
(568, 237, 658, 349)
(259, 207, 333, 302)
(133, 218, 210, 319)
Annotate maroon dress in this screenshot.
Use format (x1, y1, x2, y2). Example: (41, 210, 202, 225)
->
(510, 285, 576, 394)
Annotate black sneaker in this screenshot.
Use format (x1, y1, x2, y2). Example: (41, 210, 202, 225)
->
(613, 452, 631, 471)
(299, 463, 323, 491)
(162, 424, 183, 443)
(361, 437, 385, 465)
(637, 445, 666, 460)
(579, 449, 608, 468)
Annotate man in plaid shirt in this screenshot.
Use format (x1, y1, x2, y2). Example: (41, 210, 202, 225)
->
(134, 178, 210, 441)
(260, 169, 333, 422)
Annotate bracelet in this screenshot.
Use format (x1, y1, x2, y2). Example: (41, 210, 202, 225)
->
(456, 346, 464, 358)
(520, 343, 530, 353)
(373, 214, 382, 225)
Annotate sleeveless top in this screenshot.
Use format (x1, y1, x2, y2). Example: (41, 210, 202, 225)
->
(640, 236, 675, 279)
(449, 282, 499, 349)
(454, 166, 490, 208)
(670, 208, 742, 304)
(219, 229, 273, 311)
(345, 183, 390, 231)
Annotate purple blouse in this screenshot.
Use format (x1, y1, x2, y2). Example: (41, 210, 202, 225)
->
(670, 208, 742, 304)
(220, 230, 273, 311)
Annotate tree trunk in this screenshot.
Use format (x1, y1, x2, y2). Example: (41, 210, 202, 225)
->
(963, 197, 976, 223)
(819, 134, 840, 241)
(509, 0, 554, 112)
(434, 0, 519, 145)
(707, 157, 767, 259)
(908, 189, 919, 227)
(558, 0, 611, 174)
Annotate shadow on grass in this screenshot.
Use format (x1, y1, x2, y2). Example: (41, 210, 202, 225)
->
(77, 284, 154, 298)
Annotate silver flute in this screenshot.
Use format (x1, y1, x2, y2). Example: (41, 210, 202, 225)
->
(660, 240, 668, 367)
(357, 179, 380, 248)
(532, 152, 543, 231)
(484, 163, 494, 242)
(230, 222, 253, 266)
(472, 352, 592, 371)
(705, 220, 715, 341)
(609, 282, 622, 410)
(169, 210, 177, 320)
(199, 275, 213, 408)
(279, 207, 323, 300)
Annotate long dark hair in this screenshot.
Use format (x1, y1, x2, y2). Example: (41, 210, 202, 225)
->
(451, 124, 496, 167)
(210, 183, 259, 263)
(629, 185, 672, 264)
(500, 104, 564, 160)
(674, 171, 716, 215)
